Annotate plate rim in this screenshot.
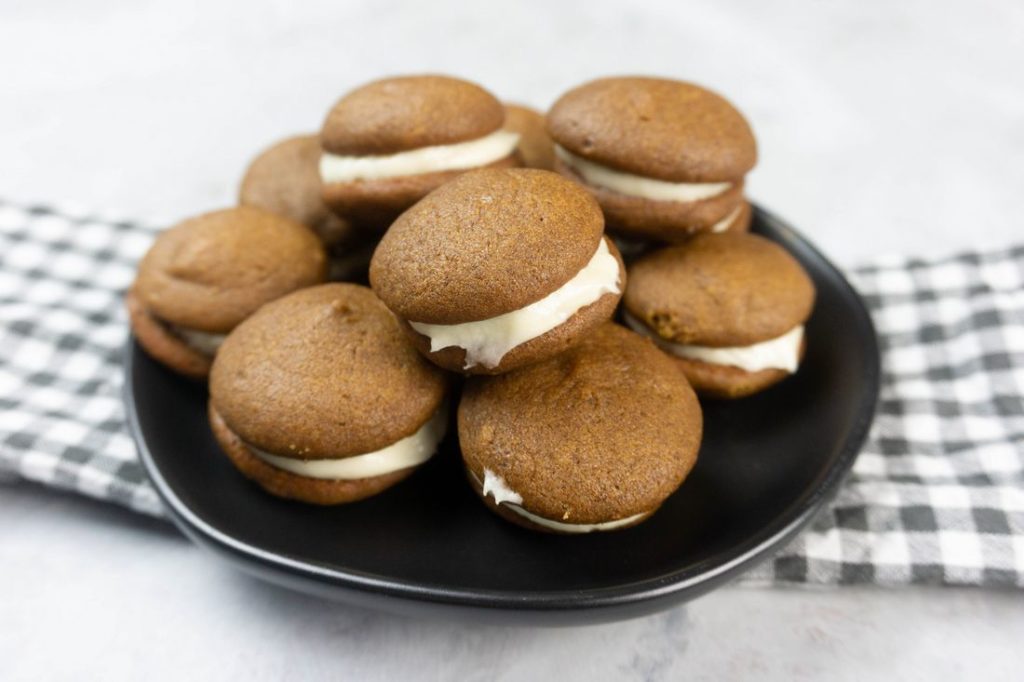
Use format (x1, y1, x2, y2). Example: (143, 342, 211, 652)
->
(125, 203, 880, 614)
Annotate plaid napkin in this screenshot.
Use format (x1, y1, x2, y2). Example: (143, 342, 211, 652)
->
(1, 199, 1021, 587)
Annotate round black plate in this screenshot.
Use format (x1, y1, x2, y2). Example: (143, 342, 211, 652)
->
(126, 205, 879, 625)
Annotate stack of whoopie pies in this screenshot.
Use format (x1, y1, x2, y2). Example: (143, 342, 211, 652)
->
(127, 73, 814, 534)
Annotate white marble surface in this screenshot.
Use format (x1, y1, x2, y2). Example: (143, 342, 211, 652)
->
(1, 0, 1023, 679)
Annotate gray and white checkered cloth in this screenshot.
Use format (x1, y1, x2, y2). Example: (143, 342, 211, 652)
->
(1, 199, 1022, 587)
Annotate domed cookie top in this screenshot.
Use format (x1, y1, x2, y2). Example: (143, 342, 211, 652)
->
(459, 323, 702, 530)
(321, 75, 506, 156)
(238, 134, 354, 245)
(133, 206, 327, 333)
(318, 76, 521, 231)
(210, 284, 448, 460)
(370, 168, 606, 325)
(624, 232, 815, 347)
(547, 77, 757, 183)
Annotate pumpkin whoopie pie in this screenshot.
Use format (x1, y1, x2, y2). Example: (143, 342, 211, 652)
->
(370, 168, 625, 375)
(503, 104, 555, 170)
(459, 323, 702, 533)
(239, 134, 376, 281)
(208, 284, 449, 505)
(623, 232, 815, 398)
(127, 207, 326, 379)
(319, 75, 521, 230)
(548, 77, 756, 242)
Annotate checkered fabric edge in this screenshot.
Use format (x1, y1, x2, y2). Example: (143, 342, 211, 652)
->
(743, 245, 1024, 586)
(1, 199, 1022, 586)
(0, 200, 162, 515)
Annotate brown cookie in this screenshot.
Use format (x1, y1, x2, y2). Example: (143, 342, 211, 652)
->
(128, 206, 327, 377)
(623, 232, 815, 398)
(458, 323, 702, 533)
(370, 169, 624, 374)
(208, 284, 449, 504)
(319, 75, 519, 230)
(504, 104, 555, 170)
(547, 76, 756, 182)
(548, 77, 756, 240)
(625, 232, 813, 345)
(371, 168, 605, 323)
(321, 75, 506, 156)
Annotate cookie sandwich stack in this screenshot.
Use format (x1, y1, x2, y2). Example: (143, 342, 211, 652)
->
(127, 72, 814, 534)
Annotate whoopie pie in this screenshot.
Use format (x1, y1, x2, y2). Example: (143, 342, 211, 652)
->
(459, 323, 702, 533)
(369, 168, 625, 374)
(208, 284, 449, 504)
(623, 232, 815, 398)
(548, 77, 756, 242)
(319, 75, 521, 230)
(127, 207, 326, 378)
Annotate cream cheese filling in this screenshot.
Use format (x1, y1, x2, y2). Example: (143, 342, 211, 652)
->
(478, 469, 648, 533)
(482, 468, 522, 505)
(320, 129, 520, 183)
(625, 312, 804, 373)
(247, 406, 447, 480)
(170, 325, 227, 357)
(409, 239, 621, 370)
(555, 146, 732, 203)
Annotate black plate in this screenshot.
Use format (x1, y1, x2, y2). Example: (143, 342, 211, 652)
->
(126, 205, 879, 625)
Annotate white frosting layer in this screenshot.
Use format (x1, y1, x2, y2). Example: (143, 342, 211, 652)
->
(320, 130, 520, 183)
(248, 406, 447, 480)
(482, 468, 522, 505)
(475, 469, 647, 533)
(625, 313, 804, 373)
(410, 239, 621, 370)
(710, 205, 744, 234)
(171, 326, 226, 356)
(555, 146, 732, 203)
